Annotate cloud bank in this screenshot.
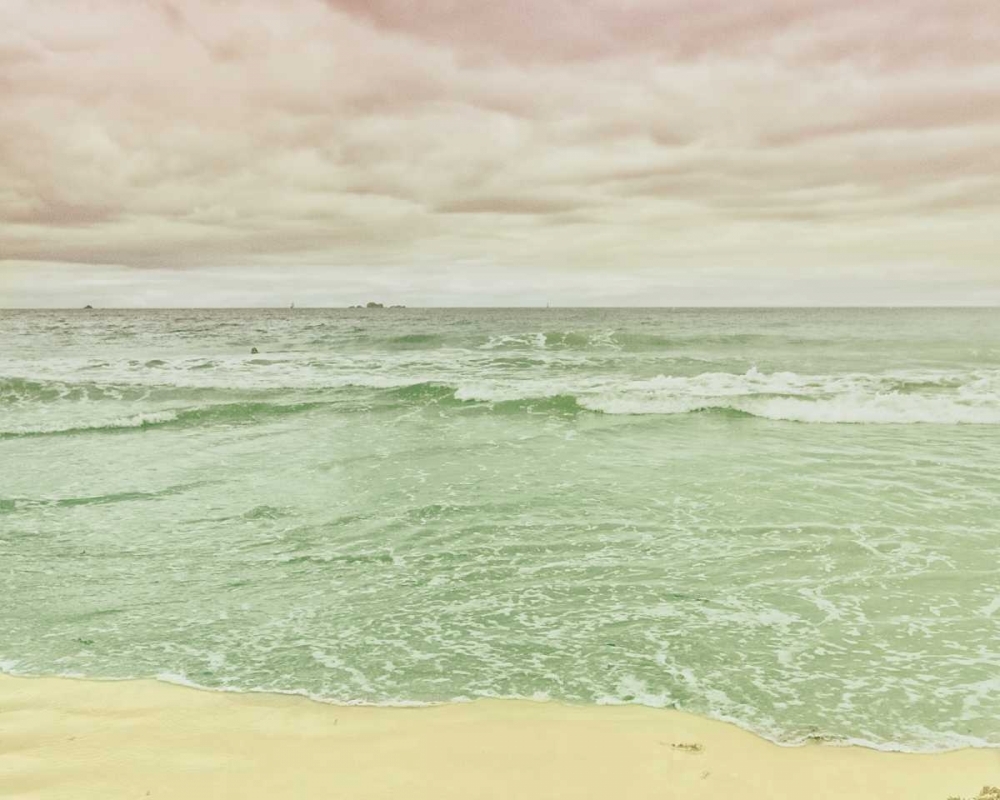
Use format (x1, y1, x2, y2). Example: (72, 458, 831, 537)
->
(1, 0, 998, 305)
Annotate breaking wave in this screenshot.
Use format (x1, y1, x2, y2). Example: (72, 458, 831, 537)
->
(452, 368, 1000, 424)
(0, 400, 330, 438)
(4, 367, 999, 435)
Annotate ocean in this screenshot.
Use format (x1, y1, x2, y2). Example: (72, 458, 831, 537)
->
(2, 307, 998, 751)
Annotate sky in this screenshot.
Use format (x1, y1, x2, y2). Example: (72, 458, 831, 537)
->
(1, 0, 999, 307)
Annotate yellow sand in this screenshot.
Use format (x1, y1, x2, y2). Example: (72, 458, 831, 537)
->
(1, 675, 997, 799)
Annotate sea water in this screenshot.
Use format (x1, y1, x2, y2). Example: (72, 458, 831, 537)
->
(1, 307, 998, 751)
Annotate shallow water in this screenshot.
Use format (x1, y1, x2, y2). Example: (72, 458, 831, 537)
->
(2, 307, 999, 750)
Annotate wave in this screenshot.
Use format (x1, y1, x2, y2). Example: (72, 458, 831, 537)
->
(0, 410, 182, 437)
(0, 400, 330, 438)
(386, 333, 446, 348)
(478, 330, 675, 351)
(452, 369, 1000, 424)
(4, 369, 999, 433)
(394, 369, 1000, 424)
(0, 376, 233, 404)
(1, 376, 148, 404)
(386, 382, 585, 415)
(475, 330, 794, 351)
(579, 391, 1000, 424)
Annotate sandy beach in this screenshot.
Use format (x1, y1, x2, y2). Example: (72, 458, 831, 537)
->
(0, 675, 996, 800)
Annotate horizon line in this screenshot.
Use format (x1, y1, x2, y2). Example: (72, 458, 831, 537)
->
(3, 305, 999, 311)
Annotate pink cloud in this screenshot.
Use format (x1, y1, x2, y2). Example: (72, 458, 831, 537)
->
(0, 0, 997, 302)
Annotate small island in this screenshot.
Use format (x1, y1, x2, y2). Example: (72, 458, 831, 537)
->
(349, 302, 406, 309)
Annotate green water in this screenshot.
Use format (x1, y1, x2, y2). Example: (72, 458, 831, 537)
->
(2, 308, 999, 750)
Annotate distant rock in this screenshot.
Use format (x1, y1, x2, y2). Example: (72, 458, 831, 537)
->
(390, 305, 406, 309)
(83, 304, 93, 309)
(366, 301, 384, 309)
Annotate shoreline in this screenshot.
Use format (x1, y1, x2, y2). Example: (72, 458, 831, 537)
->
(2, 675, 997, 799)
(3, 669, 995, 755)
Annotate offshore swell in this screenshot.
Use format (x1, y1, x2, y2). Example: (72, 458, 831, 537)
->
(2, 307, 999, 752)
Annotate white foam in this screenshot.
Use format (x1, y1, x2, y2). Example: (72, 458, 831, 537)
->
(5, 355, 1000, 424)
(978, 596, 1000, 617)
(454, 368, 1000, 424)
(0, 410, 180, 436)
(478, 332, 548, 350)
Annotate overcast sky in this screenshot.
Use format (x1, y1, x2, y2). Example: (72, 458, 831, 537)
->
(2, 0, 999, 307)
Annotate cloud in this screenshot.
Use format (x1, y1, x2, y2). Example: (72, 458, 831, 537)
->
(1, 0, 998, 304)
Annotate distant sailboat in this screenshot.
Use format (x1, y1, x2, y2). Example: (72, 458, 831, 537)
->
(290, 302, 295, 310)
